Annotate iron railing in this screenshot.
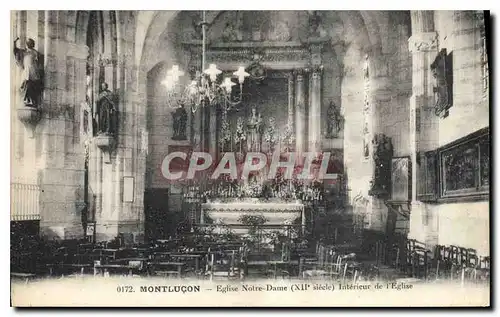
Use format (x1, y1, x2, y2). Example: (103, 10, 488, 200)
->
(11, 183, 41, 221)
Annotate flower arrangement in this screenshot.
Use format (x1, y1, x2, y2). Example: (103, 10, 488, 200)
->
(234, 117, 246, 153)
(263, 117, 277, 150)
(219, 114, 232, 149)
(240, 181, 263, 198)
(281, 122, 295, 152)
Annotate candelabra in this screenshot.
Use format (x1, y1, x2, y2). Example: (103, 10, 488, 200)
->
(162, 11, 250, 113)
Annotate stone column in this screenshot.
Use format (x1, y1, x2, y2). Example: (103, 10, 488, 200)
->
(192, 104, 202, 152)
(287, 72, 295, 129)
(201, 103, 208, 153)
(37, 11, 89, 240)
(308, 66, 323, 153)
(408, 11, 439, 245)
(208, 105, 217, 160)
(447, 11, 488, 138)
(294, 69, 306, 162)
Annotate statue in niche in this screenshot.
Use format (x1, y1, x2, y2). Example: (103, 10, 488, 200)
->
(431, 49, 453, 118)
(246, 53, 267, 84)
(369, 133, 393, 198)
(221, 15, 243, 42)
(190, 13, 203, 40)
(269, 20, 291, 42)
(247, 107, 262, 152)
(96, 82, 117, 135)
(326, 101, 343, 139)
(172, 104, 188, 140)
(13, 37, 44, 108)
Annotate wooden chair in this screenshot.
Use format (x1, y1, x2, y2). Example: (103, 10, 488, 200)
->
(342, 260, 362, 283)
(149, 261, 185, 278)
(430, 245, 447, 280)
(205, 250, 242, 280)
(474, 256, 490, 283)
(322, 252, 345, 280)
(11, 272, 37, 284)
(411, 248, 431, 279)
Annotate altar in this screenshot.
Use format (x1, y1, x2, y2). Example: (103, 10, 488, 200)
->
(198, 198, 305, 236)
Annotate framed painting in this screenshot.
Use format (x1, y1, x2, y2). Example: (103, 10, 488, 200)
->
(439, 128, 489, 200)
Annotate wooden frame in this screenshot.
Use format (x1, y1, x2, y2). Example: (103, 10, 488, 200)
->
(417, 127, 489, 203)
(438, 128, 489, 202)
(431, 49, 453, 118)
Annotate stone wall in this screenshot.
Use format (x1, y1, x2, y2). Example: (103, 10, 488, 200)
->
(407, 11, 489, 254)
(341, 43, 374, 227)
(11, 11, 88, 239)
(10, 11, 489, 250)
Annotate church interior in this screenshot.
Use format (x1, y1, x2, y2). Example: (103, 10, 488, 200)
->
(10, 10, 490, 283)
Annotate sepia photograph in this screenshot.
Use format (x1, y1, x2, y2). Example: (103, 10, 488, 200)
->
(9, 9, 491, 307)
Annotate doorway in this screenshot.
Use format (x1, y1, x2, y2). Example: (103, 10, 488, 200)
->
(144, 188, 170, 242)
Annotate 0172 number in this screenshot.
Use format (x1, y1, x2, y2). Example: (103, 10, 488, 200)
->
(116, 286, 134, 293)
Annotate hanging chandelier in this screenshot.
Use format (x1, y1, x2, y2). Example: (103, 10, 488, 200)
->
(162, 11, 250, 113)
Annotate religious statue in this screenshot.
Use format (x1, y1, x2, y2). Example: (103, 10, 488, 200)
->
(172, 104, 188, 140)
(246, 53, 267, 84)
(268, 20, 291, 42)
(221, 18, 243, 42)
(247, 107, 262, 152)
(13, 37, 44, 108)
(326, 101, 343, 139)
(431, 49, 453, 118)
(369, 133, 393, 198)
(95, 82, 117, 135)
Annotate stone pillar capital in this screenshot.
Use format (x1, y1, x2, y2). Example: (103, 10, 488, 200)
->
(408, 32, 439, 53)
(294, 69, 306, 81)
(310, 65, 324, 75)
(98, 54, 116, 67)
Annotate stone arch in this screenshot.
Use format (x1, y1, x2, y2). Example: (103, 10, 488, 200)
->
(135, 10, 226, 71)
(136, 11, 180, 73)
(146, 60, 169, 106)
(359, 11, 383, 51)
